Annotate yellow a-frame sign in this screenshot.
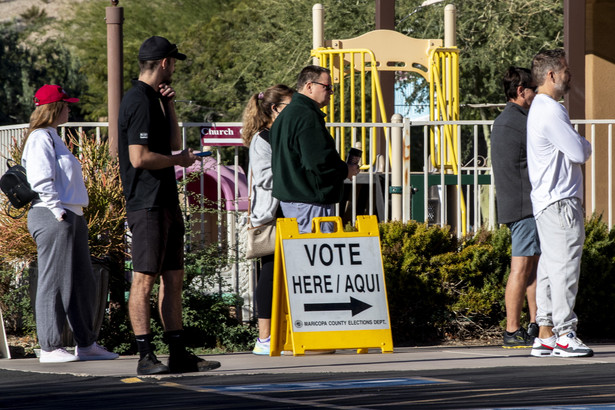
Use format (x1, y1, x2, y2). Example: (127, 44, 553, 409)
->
(270, 215, 393, 356)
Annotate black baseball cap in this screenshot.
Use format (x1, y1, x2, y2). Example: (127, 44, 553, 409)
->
(138, 36, 186, 61)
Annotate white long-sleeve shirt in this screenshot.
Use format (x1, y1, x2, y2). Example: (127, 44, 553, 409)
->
(22, 127, 88, 219)
(527, 94, 592, 215)
(248, 131, 279, 226)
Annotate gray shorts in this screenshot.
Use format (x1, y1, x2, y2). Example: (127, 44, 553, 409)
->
(508, 216, 541, 257)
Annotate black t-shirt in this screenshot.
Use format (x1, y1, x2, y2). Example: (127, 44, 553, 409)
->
(118, 80, 179, 211)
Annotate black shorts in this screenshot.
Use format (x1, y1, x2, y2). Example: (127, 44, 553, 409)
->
(127, 205, 185, 274)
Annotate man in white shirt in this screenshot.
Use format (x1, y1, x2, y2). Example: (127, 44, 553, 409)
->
(527, 49, 593, 358)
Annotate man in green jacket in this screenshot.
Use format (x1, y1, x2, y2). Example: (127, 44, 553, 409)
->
(270, 65, 359, 233)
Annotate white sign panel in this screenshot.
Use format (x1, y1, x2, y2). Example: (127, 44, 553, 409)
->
(282, 236, 389, 333)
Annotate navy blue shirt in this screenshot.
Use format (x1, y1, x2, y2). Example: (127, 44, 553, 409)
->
(118, 81, 179, 211)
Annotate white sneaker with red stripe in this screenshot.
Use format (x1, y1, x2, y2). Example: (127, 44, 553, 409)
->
(530, 335, 556, 357)
(553, 331, 593, 357)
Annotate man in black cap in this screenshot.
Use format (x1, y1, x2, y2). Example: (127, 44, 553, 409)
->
(118, 36, 221, 375)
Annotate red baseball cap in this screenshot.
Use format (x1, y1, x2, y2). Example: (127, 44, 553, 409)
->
(33, 85, 80, 106)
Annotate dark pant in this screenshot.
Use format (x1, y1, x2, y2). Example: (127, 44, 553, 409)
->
(255, 253, 274, 319)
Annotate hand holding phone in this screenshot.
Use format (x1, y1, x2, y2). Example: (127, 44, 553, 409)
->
(346, 148, 362, 165)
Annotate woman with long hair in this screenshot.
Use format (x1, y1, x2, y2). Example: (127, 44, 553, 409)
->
(242, 84, 294, 355)
(23, 85, 118, 363)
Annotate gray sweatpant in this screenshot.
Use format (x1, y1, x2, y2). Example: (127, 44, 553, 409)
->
(27, 207, 97, 350)
(534, 197, 585, 336)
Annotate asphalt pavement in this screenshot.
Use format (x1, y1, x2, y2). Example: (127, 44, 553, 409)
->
(3, 344, 615, 409)
(0, 343, 612, 378)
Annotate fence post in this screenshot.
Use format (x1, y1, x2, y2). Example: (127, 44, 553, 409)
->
(391, 114, 403, 221)
(312, 4, 324, 65)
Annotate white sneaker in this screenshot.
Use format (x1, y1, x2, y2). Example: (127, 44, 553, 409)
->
(252, 338, 270, 355)
(553, 331, 594, 358)
(40, 348, 79, 363)
(530, 336, 556, 357)
(76, 342, 119, 361)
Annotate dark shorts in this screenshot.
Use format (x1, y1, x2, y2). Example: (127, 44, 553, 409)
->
(508, 216, 541, 257)
(127, 205, 185, 274)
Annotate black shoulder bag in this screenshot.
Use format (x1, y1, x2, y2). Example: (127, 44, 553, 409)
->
(0, 160, 39, 218)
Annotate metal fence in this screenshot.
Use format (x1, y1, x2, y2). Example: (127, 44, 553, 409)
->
(3, 119, 615, 232)
(3, 118, 615, 318)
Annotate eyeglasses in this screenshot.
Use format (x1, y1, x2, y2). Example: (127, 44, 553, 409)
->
(312, 81, 333, 92)
(272, 102, 288, 113)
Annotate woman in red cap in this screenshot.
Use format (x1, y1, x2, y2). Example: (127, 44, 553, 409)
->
(22, 84, 119, 363)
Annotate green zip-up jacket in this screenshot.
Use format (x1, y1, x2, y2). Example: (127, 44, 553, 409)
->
(270, 93, 348, 204)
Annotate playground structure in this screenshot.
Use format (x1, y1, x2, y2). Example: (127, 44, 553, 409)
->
(310, 3, 476, 235)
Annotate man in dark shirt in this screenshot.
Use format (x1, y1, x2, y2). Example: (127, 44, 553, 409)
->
(270, 65, 359, 233)
(491, 66, 539, 348)
(118, 36, 220, 375)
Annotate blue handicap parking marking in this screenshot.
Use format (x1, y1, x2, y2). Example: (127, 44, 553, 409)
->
(202, 377, 444, 393)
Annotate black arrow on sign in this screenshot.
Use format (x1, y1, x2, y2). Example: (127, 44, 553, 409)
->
(304, 297, 372, 317)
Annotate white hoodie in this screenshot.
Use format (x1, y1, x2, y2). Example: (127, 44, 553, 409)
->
(22, 127, 88, 219)
(527, 94, 592, 215)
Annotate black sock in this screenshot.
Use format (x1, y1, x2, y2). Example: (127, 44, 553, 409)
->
(135, 333, 154, 359)
(164, 329, 187, 357)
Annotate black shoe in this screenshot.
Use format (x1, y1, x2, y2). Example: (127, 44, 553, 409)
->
(502, 327, 534, 348)
(168, 351, 221, 373)
(527, 322, 539, 338)
(137, 352, 170, 375)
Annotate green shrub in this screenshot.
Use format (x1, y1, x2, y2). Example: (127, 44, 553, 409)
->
(577, 214, 615, 339)
(8, 208, 615, 351)
(379, 214, 615, 346)
(380, 221, 514, 345)
(96, 240, 256, 355)
(380, 221, 458, 344)
(0, 265, 35, 337)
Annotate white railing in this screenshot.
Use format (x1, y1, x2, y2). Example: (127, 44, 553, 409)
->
(4, 118, 615, 320)
(572, 120, 615, 227)
(3, 119, 615, 232)
(0, 124, 28, 170)
(4, 119, 615, 230)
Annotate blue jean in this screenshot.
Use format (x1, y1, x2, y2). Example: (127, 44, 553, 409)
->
(280, 202, 334, 234)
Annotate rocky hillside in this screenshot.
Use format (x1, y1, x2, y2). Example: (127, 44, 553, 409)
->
(0, 0, 85, 23)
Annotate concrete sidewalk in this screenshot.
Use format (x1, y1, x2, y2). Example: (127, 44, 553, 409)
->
(0, 344, 613, 378)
